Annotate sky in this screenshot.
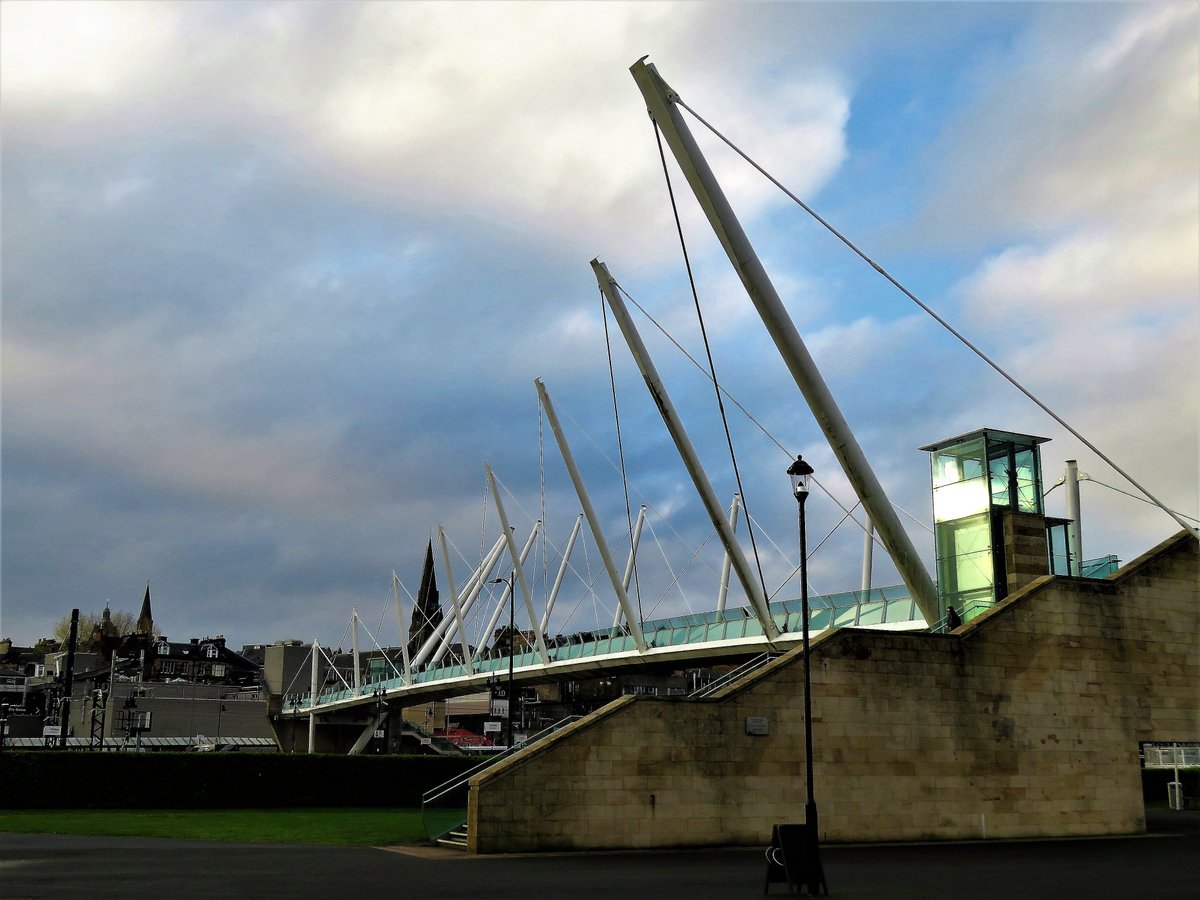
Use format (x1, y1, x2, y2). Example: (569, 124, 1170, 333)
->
(2, 1, 1197, 653)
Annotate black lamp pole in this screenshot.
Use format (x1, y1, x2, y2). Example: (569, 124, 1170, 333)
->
(787, 454, 827, 895)
(506, 570, 515, 749)
(489, 571, 517, 749)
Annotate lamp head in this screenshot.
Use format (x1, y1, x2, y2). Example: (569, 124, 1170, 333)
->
(787, 454, 814, 499)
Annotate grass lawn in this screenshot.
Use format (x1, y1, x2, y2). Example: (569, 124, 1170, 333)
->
(0, 808, 431, 846)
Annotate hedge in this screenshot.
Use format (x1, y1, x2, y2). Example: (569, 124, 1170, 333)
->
(0, 751, 478, 810)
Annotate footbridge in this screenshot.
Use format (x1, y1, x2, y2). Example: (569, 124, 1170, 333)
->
(283, 584, 925, 719)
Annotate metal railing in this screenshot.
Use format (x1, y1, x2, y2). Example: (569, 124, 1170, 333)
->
(689, 652, 779, 699)
(296, 584, 923, 711)
(420, 714, 583, 841)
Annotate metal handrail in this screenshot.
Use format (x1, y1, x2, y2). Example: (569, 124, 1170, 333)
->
(421, 715, 583, 806)
(689, 652, 779, 699)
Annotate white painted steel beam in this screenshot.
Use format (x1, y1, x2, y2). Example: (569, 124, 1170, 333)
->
(630, 58, 938, 625)
(861, 518, 874, 594)
(393, 571, 412, 683)
(437, 524, 475, 675)
(592, 258, 780, 640)
(716, 494, 742, 613)
(535, 378, 648, 651)
(486, 463, 551, 665)
(308, 639, 318, 754)
(612, 505, 647, 627)
(347, 711, 386, 756)
(480, 522, 541, 652)
(351, 609, 362, 692)
(410, 534, 507, 669)
(542, 514, 583, 635)
(1065, 460, 1083, 576)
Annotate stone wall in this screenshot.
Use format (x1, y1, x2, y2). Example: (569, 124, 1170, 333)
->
(468, 531, 1198, 852)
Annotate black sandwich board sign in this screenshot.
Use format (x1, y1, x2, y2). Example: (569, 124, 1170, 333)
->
(764, 823, 827, 895)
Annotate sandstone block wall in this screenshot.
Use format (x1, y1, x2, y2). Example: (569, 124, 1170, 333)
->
(469, 532, 1198, 852)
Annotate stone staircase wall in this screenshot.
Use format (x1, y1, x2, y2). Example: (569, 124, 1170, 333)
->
(468, 532, 1198, 853)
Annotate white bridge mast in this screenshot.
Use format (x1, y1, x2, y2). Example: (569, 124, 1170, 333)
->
(630, 58, 938, 624)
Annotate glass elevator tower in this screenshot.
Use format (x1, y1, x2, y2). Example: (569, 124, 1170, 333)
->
(920, 429, 1049, 624)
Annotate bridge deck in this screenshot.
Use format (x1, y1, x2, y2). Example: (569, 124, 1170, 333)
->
(284, 585, 924, 716)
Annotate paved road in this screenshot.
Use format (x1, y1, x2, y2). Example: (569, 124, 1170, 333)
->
(3, 811, 1197, 899)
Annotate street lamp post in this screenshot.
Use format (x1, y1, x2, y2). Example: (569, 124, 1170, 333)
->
(787, 454, 828, 895)
(488, 571, 516, 749)
(373, 688, 385, 754)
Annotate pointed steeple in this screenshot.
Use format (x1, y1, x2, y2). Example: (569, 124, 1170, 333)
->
(406, 541, 442, 661)
(136, 582, 154, 636)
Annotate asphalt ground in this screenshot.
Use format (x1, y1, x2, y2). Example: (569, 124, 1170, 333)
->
(2, 810, 1197, 899)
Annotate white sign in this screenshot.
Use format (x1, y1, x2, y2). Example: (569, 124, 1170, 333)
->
(419, 737, 432, 746)
(42, 725, 62, 737)
(483, 720, 502, 734)
(373, 729, 385, 739)
(491, 699, 509, 717)
(745, 716, 769, 736)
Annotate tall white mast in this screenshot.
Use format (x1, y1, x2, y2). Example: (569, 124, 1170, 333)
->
(630, 58, 938, 624)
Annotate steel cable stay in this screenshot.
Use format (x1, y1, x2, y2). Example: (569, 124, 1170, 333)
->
(600, 288, 646, 629)
(763, 501, 863, 602)
(642, 517, 714, 620)
(651, 119, 775, 623)
(357, 598, 406, 682)
(558, 404, 738, 585)
(530, 402, 734, 597)
(491, 470, 639, 635)
(538, 396, 550, 623)
(279, 643, 318, 701)
(1044, 475, 1198, 522)
(672, 96, 1194, 538)
(612, 277, 931, 542)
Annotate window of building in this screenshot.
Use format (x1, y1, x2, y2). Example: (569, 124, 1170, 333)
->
(160, 661, 176, 675)
(203, 644, 219, 659)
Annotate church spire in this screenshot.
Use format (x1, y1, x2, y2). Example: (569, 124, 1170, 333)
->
(406, 541, 442, 661)
(136, 582, 154, 636)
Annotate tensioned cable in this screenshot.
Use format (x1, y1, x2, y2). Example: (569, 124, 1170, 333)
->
(280, 644, 317, 698)
(766, 501, 862, 602)
(600, 289, 645, 626)
(614, 279, 931, 539)
(675, 97, 1194, 537)
(560, 404, 732, 583)
(1081, 477, 1199, 522)
(653, 120, 773, 608)
(538, 397, 548, 617)
(492, 471, 638, 630)
(643, 517, 710, 619)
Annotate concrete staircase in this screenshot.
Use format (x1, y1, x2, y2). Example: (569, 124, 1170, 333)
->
(436, 825, 469, 850)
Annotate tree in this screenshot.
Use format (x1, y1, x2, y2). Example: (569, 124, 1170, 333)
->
(52, 609, 137, 652)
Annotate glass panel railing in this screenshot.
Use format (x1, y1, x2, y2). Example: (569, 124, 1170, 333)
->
(857, 604, 885, 626)
(832, 607, 858, 628)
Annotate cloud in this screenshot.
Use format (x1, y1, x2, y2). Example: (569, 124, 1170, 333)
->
(959, 210, 1199, 329)
(940, 3, 1199, 537)
(921, 3, 1198, 241)
(3, 1, 1194, 652)
(3, 2, 853, 270)
(3, 330, 381, 515)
